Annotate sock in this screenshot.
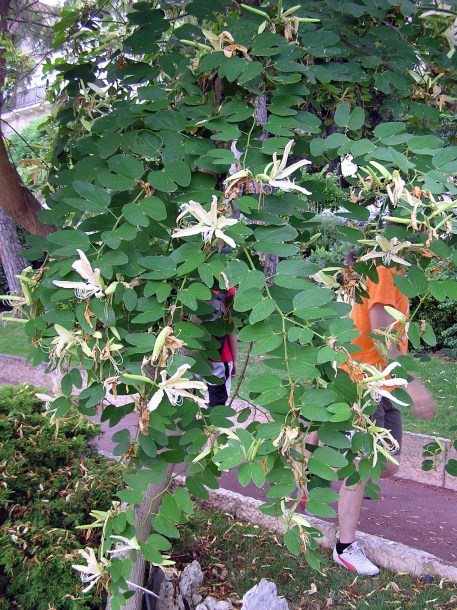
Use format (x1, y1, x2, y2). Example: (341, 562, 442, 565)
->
(336, 541, 353, 554)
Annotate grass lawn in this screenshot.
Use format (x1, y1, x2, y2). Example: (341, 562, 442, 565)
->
(0, 320, 33, 358)
(233, 342, 457, 439)
(174, 507, 457, 610)
(0, 324, 455, 438)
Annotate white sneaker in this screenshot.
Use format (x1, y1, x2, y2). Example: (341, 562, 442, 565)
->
(333, 541, 380, 576)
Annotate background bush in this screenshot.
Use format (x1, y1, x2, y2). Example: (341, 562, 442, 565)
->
(0, 384, 123, 610)
(411, 265, 457, 351)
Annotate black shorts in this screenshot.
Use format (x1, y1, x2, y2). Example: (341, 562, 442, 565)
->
(373, 396, 402, 454)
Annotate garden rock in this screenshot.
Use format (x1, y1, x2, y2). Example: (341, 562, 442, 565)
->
(178, 560, 205, 609)
(195, 597, 233, 610)
(241, 579, 289, 610)
(154, 571, 178, 610)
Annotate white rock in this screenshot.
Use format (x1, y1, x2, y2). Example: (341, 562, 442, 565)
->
(195, 596, 233, 610)
(241, 579, 289, 610)
(178, 560, 205, 609)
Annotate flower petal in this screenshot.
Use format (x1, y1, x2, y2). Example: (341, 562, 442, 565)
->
(276, 158, 311, 179)
(148, 388, 164, 412)
(214, 229, 237, 249)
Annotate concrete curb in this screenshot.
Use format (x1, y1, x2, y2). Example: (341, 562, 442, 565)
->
(197, 484, 457, 583)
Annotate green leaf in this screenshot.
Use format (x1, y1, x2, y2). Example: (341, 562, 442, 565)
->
(141, 541, 163, 564)
(237, 462, 252, 487)
(165, 161, 191, 187)
(334, 102, 350, 128)
(98, 171, 136, 191)
(108, 154, 144, 179)
(306, 487, 339, 518)
(47, 230, 90, 253)
(151, 515, 180, 538)
(117, 489, 143, 504)
(249, 298, 277, 324)
(247, 374, 283, 393)
(348, 107, 365, 130)
(139, 256, 177, 279)
(442, 279, 457, 300)
(159, 494, 181, 522)
(122, 203, 150, 227)
(213, 446, 243, 470)
(173, 487, 194, 514)
(293, 285, 334, 309)
(445, 459, 457, 478)
(73, 181, 111, 211)
(307, 456, 338, 481)
(187, 282, 212, 300)
(223, 56, 245, 82)
(147, 170, 178, 192)
(250, 333, 283, 356)
(394, 266, 427, 298)
(79, 383, 106, 408)
(238, 61, 263, 84)
(283, 527, 301, 556)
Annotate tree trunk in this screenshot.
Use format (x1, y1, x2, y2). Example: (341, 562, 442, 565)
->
(106, 465, 175, 610)
(0, 134, 54, 236)
(0, 0, 54, 237)
(0, 206, 27, 294)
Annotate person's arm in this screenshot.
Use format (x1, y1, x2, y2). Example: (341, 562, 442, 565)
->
(370, 304, 436, 420)
(227, 333, 238, 377)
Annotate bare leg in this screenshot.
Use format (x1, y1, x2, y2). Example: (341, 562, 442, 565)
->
(338, 460, 399, 543)
(337, 479, 367, 544)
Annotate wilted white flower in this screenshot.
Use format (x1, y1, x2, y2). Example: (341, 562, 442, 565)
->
(361, 361, 409, 406)
(172, 196, 238, 249)
(106, 535, 141, 556)
(72, 547, 108, 593)
(49, 324, 93, 368)
(148, 364, 208, 411)
(386, 173, 406, 205)
(54, 249, 104, 299)
(359, 236, 411, 267)
(341, 154, 358, 178)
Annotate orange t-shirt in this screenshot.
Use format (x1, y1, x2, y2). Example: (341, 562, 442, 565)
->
(351, 266, 409, 368)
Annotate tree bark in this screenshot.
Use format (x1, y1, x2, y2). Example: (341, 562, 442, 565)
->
(106, 465, 175, 610)
(0, 0, 55, 237)
(0, 206, 27, 293)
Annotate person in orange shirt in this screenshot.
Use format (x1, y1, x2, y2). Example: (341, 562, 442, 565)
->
(333, 259, 436, 576)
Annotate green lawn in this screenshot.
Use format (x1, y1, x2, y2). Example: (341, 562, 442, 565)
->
(174, 508, 457, 610)
(0, 320, 33, 358)
(0, 324, 455, 438)
(233, 342, 457, 439)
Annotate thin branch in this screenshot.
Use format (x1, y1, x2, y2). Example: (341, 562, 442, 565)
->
(1, 118, 51, 169)
(228, 341, 253, 407)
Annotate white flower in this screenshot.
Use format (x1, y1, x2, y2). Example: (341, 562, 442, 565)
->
(106, 535, 141, 556)
(341, 154, 358, 178)
(148, 364, 208, 411)
(54, 249, 104, 299)
(359, 236, 411, 266)
(256, 139, 312, 195)
(386, 173, 406, 205)
(49, 324, 93, 367)
(72, 547, 108, 593)
(172, 196, 238, 249)
(362, 361, 409, 406)
(223, 140, 312, 195)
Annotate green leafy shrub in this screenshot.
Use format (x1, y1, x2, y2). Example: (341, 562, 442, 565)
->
(0, 385, 123, 610)
(412, 265, 457, 350)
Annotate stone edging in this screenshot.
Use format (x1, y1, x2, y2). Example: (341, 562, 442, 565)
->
(194, 482, 457, 583)
(397, 432, 457, 492)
